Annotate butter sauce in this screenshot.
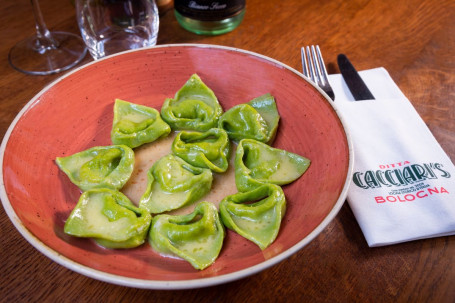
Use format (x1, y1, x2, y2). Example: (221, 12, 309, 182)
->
(121, 132, 238, 215)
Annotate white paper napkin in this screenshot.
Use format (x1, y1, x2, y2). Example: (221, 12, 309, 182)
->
(328, 67, 455, 247)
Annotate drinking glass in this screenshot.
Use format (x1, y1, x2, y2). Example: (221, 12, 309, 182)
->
(76, 0, 159, 60)
(8, 0, 87, 76)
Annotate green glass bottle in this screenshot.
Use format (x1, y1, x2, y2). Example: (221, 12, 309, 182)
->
(174, 0, 245, 35)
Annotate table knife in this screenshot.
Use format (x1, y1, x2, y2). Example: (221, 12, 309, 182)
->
(337, 54, 375, 100)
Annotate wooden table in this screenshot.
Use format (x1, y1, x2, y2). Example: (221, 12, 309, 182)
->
(1, 0, 454, 301)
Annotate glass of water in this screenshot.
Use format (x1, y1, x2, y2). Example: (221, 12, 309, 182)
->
(76, 0, 159, 60)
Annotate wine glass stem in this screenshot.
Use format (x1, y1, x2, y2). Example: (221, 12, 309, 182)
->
(31, 0, 59, 52)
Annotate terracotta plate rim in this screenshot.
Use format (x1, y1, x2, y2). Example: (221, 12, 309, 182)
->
(0, 43, 354, 289)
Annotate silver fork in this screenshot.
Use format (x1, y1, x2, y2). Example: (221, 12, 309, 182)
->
(301, 45, 335, 100)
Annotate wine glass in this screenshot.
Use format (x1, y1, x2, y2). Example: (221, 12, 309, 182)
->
(8, 0, 87, 75)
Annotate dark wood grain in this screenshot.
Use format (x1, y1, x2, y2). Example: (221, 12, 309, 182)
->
(1, 0, 454, 302)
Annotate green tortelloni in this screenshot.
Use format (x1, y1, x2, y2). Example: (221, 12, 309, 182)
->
(218, 93, 280, 144)
(219, 184, 286, 250)
(149, 202, 225, 270)
(171, 128, 230, 173)
(235, 139, 311, 192)
(111, 99, 171, 148)
(139, 154, 212, 214)
(56, 145, 134, 192)
(161, 74, 223, 131)
(64, 188, 152, 249)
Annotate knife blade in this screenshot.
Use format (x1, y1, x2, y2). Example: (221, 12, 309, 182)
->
(337, 54, 375, 100)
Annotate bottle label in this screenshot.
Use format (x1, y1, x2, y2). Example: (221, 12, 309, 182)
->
(175, 0, 245, 21)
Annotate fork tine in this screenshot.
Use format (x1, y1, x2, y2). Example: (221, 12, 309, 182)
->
(301, 46, 314, 82)
(315, 45, 335, 100)
(301, 47, 310, 78)
(315, 45, 330, 87)
(310, 45, 323, 86)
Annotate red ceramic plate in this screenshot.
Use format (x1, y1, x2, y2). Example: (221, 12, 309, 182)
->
(0, 44, 353, 289)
